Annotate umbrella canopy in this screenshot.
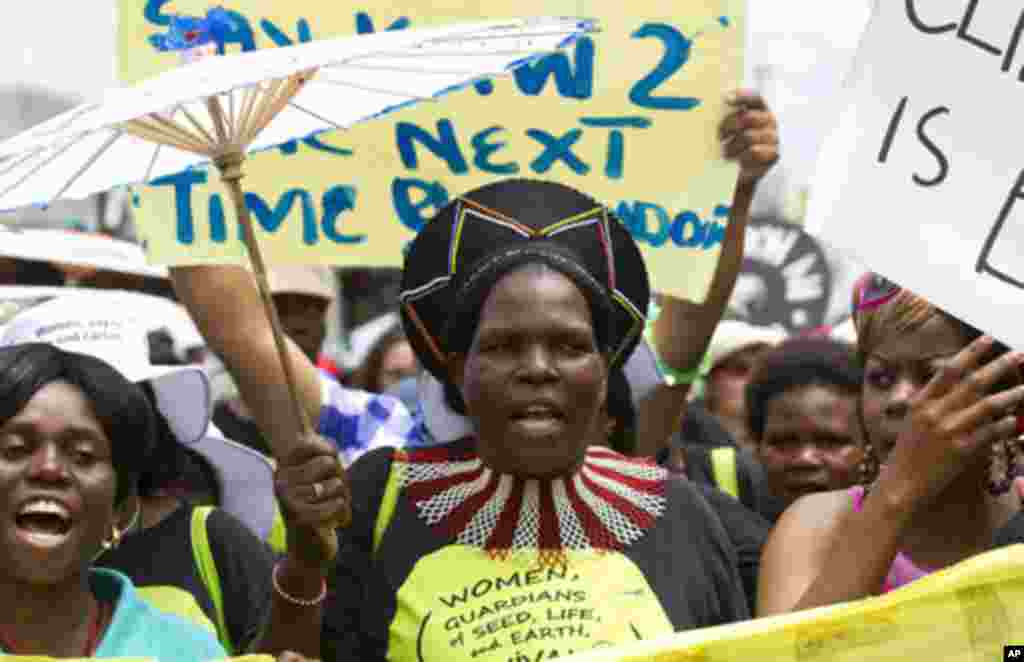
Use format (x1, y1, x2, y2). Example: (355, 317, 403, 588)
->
(0, 17, 595, 210)
(0, 14, 595, 530)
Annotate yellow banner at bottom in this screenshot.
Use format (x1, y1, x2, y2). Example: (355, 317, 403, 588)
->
(4, 656, 273, 662)
(565, 545, 1024, 662)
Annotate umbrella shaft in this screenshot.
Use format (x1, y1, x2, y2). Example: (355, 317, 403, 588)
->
(216, 155, 313, 440)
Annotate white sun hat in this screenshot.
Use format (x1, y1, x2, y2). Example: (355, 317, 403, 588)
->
(0, 292, 211, 446)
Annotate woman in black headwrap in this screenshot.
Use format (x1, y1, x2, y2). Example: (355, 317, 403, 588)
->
(320, 175, 756, 661)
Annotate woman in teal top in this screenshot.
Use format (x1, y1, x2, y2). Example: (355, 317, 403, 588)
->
(0, 343, 226, 659)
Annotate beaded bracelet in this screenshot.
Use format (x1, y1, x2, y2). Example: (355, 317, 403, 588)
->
(272, 560, 327, 607)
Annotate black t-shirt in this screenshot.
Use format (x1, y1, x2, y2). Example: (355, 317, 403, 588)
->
(95, 503, 274, 652)
(676, 401, 737, 449)
(662, 443, 788, 525)
(993, 509, 1024, 548)
(323, 443, 749, 662)
(691, 483, 770, 615)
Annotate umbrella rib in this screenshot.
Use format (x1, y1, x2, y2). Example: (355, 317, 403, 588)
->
(147, 113, 212, 151)
(175, 104, 218, 148)
(347, 48, 542, 60)
(310, 76, 436, 101)
(0, 143, 57, 179)
(0, 133, 86, 200)
(245, 73, 311, 146)
(236, 85, 262, 148)
(123, 115, 210, 155)
(417, 29, 587, 43)
(240, 78, 286, 146)
(52, 130, 125, 201)
(142, 142, 164, 184)
(284, 101, 347, 132)
(141, 105, 181, 182)
(226, 91, 237, 140)
(324, 62, 481, 75)
(204, 96, 230, 148)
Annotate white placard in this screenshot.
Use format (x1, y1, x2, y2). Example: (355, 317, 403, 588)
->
(807, 1, 1024, 348)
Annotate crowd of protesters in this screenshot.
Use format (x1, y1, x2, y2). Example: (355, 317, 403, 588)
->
(0, 86, 1022, 662)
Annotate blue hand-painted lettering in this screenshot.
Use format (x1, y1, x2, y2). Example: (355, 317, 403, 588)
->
(527, 128, 589, 175)
(396, 120, 470, 174)
(513, 37, 594, 99)
(395, 116, 651, 179)
(355, 12, 410, 34)
(471, 127, 519, 175)
(261, 18, 313, 46)
(151, 170, 208, 245)
(276, 135, 354, 158)
(392, 178, 450, 232)
(144, 0, 255, 51)
(321, 185, 366, 244)
(578, 117, 652, 179)
(149, 169, 362, 247)
(629, 23, 700, 111)
(616, 200, 727, 249)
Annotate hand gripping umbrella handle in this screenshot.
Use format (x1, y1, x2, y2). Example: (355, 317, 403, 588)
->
(216, 153, 352, 532)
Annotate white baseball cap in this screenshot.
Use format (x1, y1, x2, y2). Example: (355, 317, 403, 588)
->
(0, 293, 211, 446)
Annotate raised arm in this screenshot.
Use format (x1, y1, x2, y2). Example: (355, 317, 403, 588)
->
(634, 90, 778, 456)
(170, 265, 322, 456)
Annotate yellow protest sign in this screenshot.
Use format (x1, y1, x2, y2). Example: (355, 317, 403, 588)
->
(118, 1, 743, 301)
(561, 544, 1024, 662)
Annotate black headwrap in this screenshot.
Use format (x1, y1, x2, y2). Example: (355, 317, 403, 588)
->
(400, 179, 650, 410)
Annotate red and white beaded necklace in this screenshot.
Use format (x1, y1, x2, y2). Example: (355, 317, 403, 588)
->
(396, 445, 668, 562)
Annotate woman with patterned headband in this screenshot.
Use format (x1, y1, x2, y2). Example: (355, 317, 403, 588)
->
(320, 177, 750, 661)
(758, 275, 1024, 615)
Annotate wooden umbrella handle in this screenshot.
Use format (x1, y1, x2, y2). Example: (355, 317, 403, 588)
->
(215, 154, 351, 537)
(216, 154, 314, 438)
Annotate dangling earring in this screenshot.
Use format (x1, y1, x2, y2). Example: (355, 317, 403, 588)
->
(100, 522, 122, 551)
(859, 439, 880, 492)
(989, 437, 1019, 495)
(99, 497, 140, 552)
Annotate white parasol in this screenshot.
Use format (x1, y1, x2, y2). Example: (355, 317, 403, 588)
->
(0, 14, 596, 453)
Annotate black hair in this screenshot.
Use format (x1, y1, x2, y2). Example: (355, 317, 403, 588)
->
(136, 382, 220, 502)
(143, 334, 221, 502)
(16, 260, 66, 286)
(146, 328, 178, 367)
(746, 338, 863, 442)
(0, 343, 156, 503)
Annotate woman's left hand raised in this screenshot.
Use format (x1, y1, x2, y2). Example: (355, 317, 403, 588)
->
(275, 433, 351, 571)
(720, 89, 780, 186)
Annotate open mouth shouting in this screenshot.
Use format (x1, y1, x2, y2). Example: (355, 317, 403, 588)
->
(15, 496, 75, 549)
(509, 401, 566, 436)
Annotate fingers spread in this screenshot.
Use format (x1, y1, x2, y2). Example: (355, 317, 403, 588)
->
(948, 350, 1024, 410)
(919, 335, 994, 401)
(945, 384, 1024, 440)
